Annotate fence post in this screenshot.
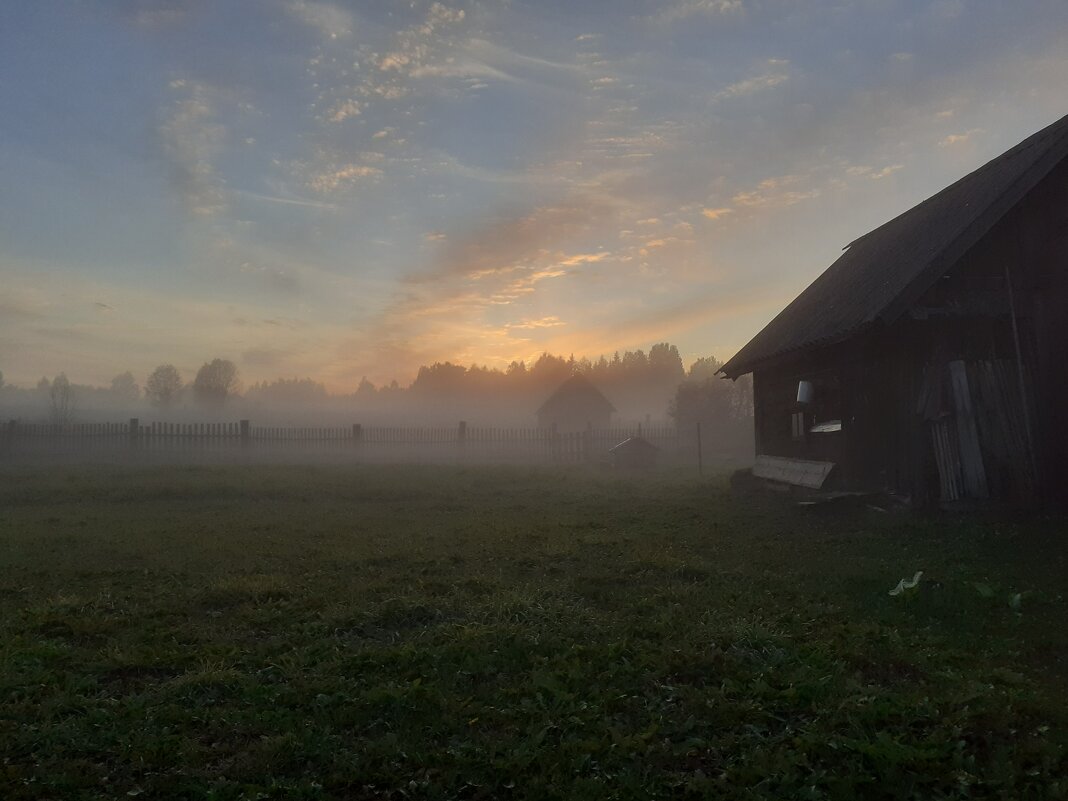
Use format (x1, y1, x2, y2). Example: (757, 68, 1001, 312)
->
(5, 419, 14, 453)
(457, 421, 467, 458)
(352, 423, 362, 447)
(129, 418, 139, 448)
(584, 421, 593, 465)
(696, 421, 703, 476)
(240, 419, 250, 447)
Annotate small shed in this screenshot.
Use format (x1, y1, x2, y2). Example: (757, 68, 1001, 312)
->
(609, 436, 659, 470)
(537, 374, 615, 432)
(720, 113, 1068, 509)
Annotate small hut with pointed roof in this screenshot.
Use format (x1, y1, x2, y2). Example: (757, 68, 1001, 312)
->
(720, 113, 1068, 508)
(537, 374, 615, 432)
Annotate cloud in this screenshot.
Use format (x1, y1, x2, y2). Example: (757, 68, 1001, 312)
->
(520, 285, 777, 371)
(407, 59, 515, 83)
(327, 99, 361, 122)
(558, 252, 610, 266)
(375, 3, 466, 75)
(235, 261, 301, 295)
(701, 207, 734, 220)
(846, 164, 903, 180)
(335, 198, 621, 383)
(0, 266, 346, 387)
(118, 1, 192, 30)
(306, 164, 382, 193)
(426, 3, 465, 26)
(940, 129, 983, 146)
(418, 197, 616, 283)
(158, 82, 227, 216)
(654, 0, 744, 24)
(284, 0, 353, 40)
(0, 290, 49, 320)
(402, 38, 583, 93)
(241, 347, 289, 368)
(506, 316, 566, 330)
(234, 190, 338, 210)
(870, 164, 904, 179)
(715, 59, 790, 100)
(731, 174, 819, 208)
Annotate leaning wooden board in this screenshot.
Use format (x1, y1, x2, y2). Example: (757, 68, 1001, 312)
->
(752, 455, 835, 489)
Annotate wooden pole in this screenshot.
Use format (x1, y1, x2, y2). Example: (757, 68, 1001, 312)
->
(1004, 253, 1039, 496)
(696, 420, 703, 476)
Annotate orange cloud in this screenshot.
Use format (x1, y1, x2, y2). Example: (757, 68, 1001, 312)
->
(701, 207, 733, 220)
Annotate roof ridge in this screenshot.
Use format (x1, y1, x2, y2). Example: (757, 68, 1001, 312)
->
(844, 113, 1068, 251)
(720, 112, 1068, 379)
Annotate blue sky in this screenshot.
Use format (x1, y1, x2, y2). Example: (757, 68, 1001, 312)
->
(2, 0, 1066, 390)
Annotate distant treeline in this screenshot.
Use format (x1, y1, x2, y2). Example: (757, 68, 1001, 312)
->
(0, 344, 752, 428)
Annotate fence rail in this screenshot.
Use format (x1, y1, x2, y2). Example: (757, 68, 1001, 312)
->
(2, 418, 682, 465)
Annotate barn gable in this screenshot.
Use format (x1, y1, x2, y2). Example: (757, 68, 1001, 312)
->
(721, 113, 1068, 380)
(537, 374, 616, 431)
(720, 113, 1068, 507)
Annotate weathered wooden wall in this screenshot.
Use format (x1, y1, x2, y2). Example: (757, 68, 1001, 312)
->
(748, 158, 1068, 507)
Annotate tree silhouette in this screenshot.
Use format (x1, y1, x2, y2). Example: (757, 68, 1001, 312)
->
(686, 356, 724, 383)
(669, 356, 753, 426)
(193, 359, 238, 406)
(48, 373, 75, 424)
(246, 377, 328, 404)
(649, 343, 685, 384)
(410, 362, 467, 396)
(110, 371, 140, 404)
(145, 365, 184, 407)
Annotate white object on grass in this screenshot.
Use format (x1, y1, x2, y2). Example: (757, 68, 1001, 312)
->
(888, 571, 923, 596)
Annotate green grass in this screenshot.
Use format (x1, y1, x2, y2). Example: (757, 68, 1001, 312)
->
(1, 464, 1066, 799)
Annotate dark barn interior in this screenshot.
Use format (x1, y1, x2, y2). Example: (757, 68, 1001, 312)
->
(722, 114, 1068, 508)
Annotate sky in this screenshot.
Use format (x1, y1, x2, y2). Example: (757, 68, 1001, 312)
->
(1, 0, 1067, 391)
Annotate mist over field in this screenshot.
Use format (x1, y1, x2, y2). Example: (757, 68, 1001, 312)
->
(3, 1, 1068, 798)
(0, 344, 747, 427)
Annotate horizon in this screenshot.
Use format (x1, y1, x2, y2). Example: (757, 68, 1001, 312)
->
(0, 341, 715, 394)
(2, 1, 1067, 392)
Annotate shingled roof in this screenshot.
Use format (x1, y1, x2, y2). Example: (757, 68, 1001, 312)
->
(720, 113, 1068, 379)
(537, 373, 616, 416)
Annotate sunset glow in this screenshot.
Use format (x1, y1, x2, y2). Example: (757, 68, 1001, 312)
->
(2, 1, 1067, 390)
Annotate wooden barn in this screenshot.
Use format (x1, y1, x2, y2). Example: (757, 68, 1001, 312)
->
(720, 114, 1068, 508)
(537, 374, 615, 432)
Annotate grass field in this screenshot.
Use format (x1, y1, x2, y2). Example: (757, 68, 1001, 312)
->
(1, 464, 1067, 799)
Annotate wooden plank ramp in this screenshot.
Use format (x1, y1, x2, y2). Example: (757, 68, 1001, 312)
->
(752, 455, 835, 489)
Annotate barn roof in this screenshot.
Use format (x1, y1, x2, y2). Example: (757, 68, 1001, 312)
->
(720, 112, 1068, 379)
(537, 373, 616, 415)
